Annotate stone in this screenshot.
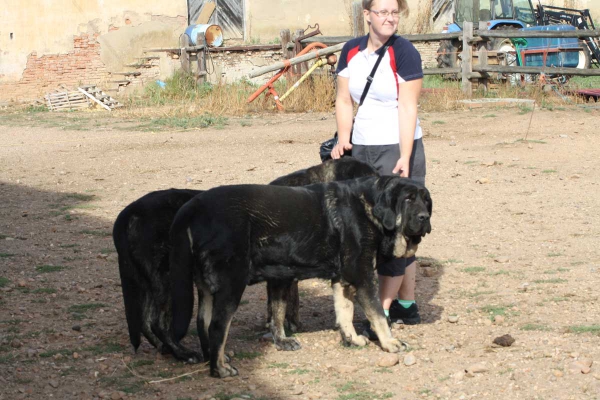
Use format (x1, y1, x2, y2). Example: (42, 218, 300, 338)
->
(334, 365, 357, 374)
(377, 353, 400, 367)
(466, 362, 488, 376)
(72, 325, 81, 332)
(421, 266, 436, 277)
(553, 370, 564, 378)
(448, 315, 459, 323)
(476, 178, 490, 184)
(493, 315, 505, 325)
(494, 256, 510, 263)
(403, 353, 417, 366)
(48, 379, 59, 388)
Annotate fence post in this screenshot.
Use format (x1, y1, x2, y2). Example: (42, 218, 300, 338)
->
(280, 29, 291, 59)
(196, 33, 207, 84)
(352, 1, 365, 38)
(478, 45, 488, 92)
(462, 21, 473, 96)
(180, 34, 190, 73)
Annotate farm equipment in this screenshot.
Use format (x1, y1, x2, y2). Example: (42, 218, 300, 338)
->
(437, 0, 600, 82)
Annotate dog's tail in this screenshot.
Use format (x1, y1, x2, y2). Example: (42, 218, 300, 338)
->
(169, 208, 196, 342)
(112, 209, 143, 351)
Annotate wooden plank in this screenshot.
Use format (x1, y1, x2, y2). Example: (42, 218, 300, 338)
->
(78, 88, 112, 111)
(180, 35, 191, 73)
(196, 1, 215, 24)
(247, 42, 345, 78)
(462, 22, 473, 96)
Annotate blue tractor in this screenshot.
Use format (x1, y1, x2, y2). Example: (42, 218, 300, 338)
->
(436, 0, 599, 82)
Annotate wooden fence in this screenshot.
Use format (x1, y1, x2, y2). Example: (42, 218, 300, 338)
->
(295, 24, 600, 96)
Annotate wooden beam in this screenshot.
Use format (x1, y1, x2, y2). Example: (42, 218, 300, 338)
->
(196, 1, 216, 24)
(247, 43, 345, 78)
(462, 22, 473, 96)
(352, 1, 365, 38)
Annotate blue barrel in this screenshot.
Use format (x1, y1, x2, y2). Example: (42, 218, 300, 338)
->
(185, 24, 223, 47)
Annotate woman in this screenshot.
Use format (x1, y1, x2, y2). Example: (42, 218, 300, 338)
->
(331, 0, 425, 329)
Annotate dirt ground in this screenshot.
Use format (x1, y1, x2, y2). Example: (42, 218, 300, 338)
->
(1, 104, 600, 400)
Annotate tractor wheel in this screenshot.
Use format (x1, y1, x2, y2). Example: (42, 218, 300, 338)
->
(576, 40, 591, 70)
(436, 39, 462, 80)
(491, 27, 535, 86)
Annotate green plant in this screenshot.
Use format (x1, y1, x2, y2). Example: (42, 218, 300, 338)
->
(463, 266, 485, 274)
(68, 303, 106, 313)
(234, 351, 261, 360)
(35, 265, 66, 273)
(0, 277, 9, 287)
(521, 323, 551, 331)
(568, 325, 600, 335)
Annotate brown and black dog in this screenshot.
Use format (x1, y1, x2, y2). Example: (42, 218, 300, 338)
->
(112, 158, 377, 361)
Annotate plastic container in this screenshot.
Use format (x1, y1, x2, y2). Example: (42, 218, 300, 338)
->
(184, 24, 223, 47)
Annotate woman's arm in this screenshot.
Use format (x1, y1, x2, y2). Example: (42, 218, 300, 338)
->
(393, 78, 422, 176)
(332, 76, 354, 159)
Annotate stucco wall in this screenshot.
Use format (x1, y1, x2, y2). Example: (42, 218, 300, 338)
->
(246, 0, 427, 40)
(0, 0, 187, 102)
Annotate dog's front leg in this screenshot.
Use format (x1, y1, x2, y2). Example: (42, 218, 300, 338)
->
(331, 281, 369, 347)
(268, 280, 302, 351)
(355, 284, 404, 353)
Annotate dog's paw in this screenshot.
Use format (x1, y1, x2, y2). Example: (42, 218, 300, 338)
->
(342, 333, 370, 347)
(212, 363, 238, 378)
(274, 337, 302, 351)
(381, 338, 408, 353)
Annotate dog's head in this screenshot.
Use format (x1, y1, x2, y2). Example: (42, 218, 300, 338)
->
(372, 176, 432, 258)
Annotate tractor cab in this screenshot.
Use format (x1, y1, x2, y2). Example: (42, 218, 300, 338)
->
(450, 0, 536, 31)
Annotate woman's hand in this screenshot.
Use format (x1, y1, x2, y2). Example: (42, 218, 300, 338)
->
(393, 156, 410, 177)
(331, 141, 353, 159)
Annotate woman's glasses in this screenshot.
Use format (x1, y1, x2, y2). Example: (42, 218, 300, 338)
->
(370, 9, 400, 18)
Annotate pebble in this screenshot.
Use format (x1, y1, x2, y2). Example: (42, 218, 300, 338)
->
(476, 178, 490, 184)
(334, 365, 358, 374)
(72, 325, 81, 332)
(570, 359, 593, 374)
(73, 352, 80, 359)
(377, 354, 400, 367)
(421, 266, 436, 277)
(48, 379, 59, 388)
(452, 371, 465, 382)
(403, 353, 417, 366)
(449, 141, 457, 146)
(448, 315, 459, 323)
(18, 280, 27, 288)
(553, 370, 564, 377)
(466, 362, 488, 376)
(494, 256, 510, 263)
(483, 319, 493, 326)
(493, 315, 505, 324)
(11, 339, 23, 348)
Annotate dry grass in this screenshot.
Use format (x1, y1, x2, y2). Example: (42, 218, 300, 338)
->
(122, 71, 336, 118)
(121, 70, 588, 119)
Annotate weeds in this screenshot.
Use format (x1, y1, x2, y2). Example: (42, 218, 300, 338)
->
(568, 325, 600, 335)
(463, 266, 486, 274)
(35, 265, 66, 273)
(521, 323, 551, 331)
(0, 277, 9, 287)
(234, 351, 262, 360)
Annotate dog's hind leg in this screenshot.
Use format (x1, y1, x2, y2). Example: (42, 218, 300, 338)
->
(140, 293, 163, 350)
(268, 280, 301, 351)
(196, 281, 213, 361)
(119, 274, 143, 351)
(267, 281, 301, 334)
(285, 281, 301, 333)
(331, 281, 369, 347)
(208, 273, 248, 378)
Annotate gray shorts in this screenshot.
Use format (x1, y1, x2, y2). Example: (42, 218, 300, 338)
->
(352, 138, 426, 276)
(352, 138, 426, 184)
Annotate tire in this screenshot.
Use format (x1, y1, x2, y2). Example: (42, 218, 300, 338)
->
(576, 40, 591, 70)
(491, 26, 536, 86)
(436, 39, 461, 80)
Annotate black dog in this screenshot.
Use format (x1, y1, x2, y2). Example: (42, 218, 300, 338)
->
(169, 176, 432, 377)
(113, 158, 377, 359)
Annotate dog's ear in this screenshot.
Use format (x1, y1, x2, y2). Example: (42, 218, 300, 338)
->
(420, 188, 432, 216)
(372, 177, 400, 231)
